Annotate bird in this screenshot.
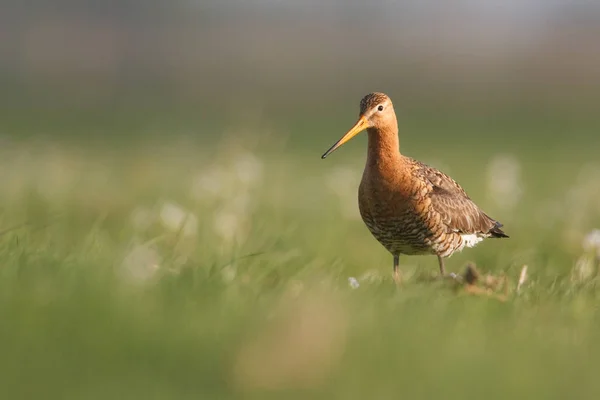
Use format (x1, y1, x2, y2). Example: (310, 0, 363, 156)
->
(321, 92, 508, 283)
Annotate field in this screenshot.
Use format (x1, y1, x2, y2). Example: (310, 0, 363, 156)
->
(1, 107, 600, 399)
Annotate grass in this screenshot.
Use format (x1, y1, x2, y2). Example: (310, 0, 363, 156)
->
(1, 113, 600, 399)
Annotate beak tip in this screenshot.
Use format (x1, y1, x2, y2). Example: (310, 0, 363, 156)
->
(321, 116, 367, 161)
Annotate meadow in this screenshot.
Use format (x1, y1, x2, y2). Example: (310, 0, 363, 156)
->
(1, 106, 600, 399)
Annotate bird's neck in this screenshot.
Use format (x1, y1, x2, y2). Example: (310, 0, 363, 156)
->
(366, 125, 401, 172)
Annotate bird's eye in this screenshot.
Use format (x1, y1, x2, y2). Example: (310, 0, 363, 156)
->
(377, 105, 384, 111)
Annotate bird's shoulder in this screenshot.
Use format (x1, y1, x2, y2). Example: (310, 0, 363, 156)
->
(405, 157, 469, 199)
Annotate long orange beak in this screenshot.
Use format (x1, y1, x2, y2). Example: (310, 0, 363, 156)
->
(321, 116, 369, 159)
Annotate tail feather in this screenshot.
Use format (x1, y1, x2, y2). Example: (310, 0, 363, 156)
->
(489, 221, 509, 238)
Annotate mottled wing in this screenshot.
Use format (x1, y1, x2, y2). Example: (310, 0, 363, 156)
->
(411, 159, 507, 237)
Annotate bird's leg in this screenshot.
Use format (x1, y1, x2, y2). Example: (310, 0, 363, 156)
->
(437, 255, 446, 276)
(393, 254, 401, 284)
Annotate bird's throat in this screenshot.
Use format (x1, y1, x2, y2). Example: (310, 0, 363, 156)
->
(366, 126, 401, 173)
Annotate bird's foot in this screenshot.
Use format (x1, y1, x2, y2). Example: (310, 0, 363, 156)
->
(393, 270, 402, 285)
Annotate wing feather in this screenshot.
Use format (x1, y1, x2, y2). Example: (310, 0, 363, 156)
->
(410, 159, 507, 237)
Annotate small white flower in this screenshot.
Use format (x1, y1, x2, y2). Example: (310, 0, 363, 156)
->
(348, 277, 360, 289)
(191, 166, 228, 199)
(159, 202, 197, 236)
(160, 202, 186, 230)
(583, 229, 600, 255)
(120, 245, 161, 284)
(234, 153, 263, 186)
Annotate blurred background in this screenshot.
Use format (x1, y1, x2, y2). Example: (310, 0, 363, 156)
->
(2, 1, 600, 399)
(3, 1, 600, 126)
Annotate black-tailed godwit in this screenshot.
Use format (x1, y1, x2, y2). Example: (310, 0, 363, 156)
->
(321, 92, 508, 282)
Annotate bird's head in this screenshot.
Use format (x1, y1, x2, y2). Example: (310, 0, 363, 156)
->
(321, 92, 395, 159)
